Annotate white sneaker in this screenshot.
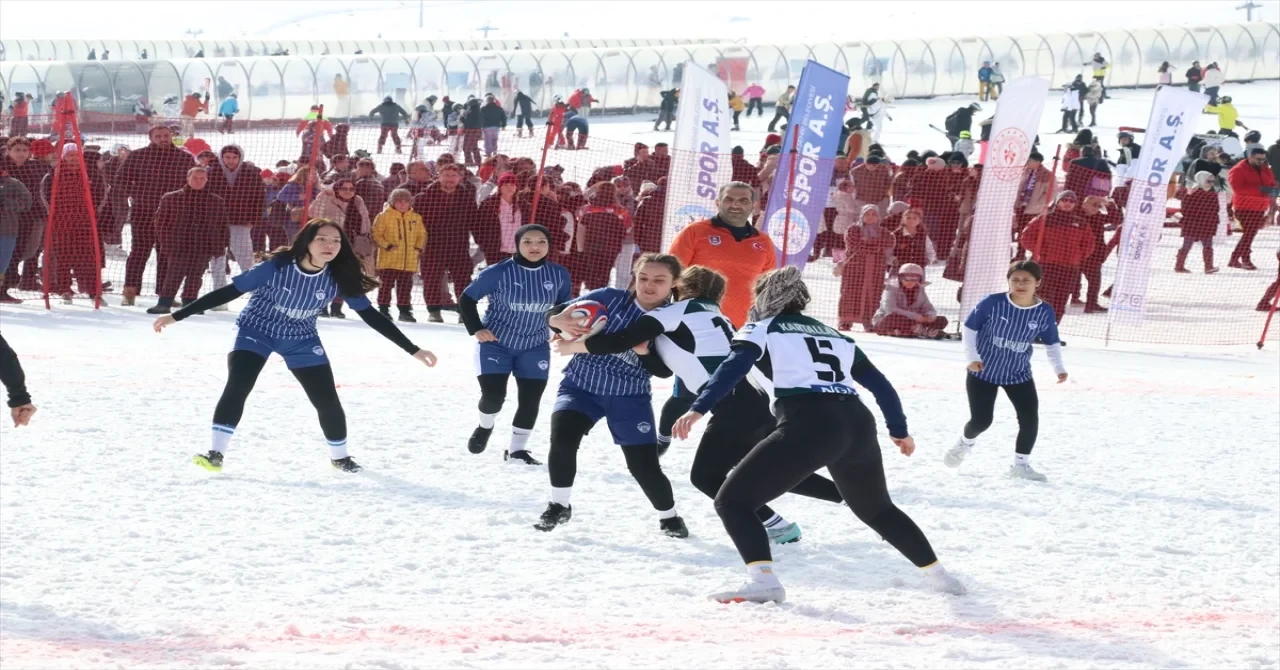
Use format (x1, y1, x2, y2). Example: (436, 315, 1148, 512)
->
(926, 568, 967, 595)
(1007, 463, 1048, 482)
(944, 439, 973, 468)
(709, 580, 786, 604)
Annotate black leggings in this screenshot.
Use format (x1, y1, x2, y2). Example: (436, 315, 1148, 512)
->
(714, 395, 938, 567)
(212, 350, 346, 442)
(477, 373, 548, 430)
(963, 374, 1039, 454)
(548, 410, 674, 512)
(692, 382, 843, 521)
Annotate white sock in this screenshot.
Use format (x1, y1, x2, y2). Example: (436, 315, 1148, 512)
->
(478, 412, 497, 430)
(211, 424, 234, 453)
(551, 486, 572, 507)
(328, 439, 349, 460)
(763, 513, 788, 529)
(1014, 453, 1030, 466)
(922, 561, 950, 576)
(658, 507, 677, 520)
(959, 435, 976, 446)
(509, 427, 531, 453)
(747, 561, 781, 585)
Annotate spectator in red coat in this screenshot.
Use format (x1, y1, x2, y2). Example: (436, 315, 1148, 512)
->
(631, 180, 666, 255)
(1177, 171, 1222, 274)
(836, 204, 894, 331)
(729, 146, 762, 192)
(413, 163, 478, 322)
(1077, 195, 1122, 311)
(891, 204, 934, 269)
(623, 143, 664, 186)
(576, 181, 627, 291)
(1227, 148, 1279, 270)
(41, 144, 107, 304)
(1, 137, 51, 300)
(1019, 191, 1095, 324)
(146, 167, 228, 314)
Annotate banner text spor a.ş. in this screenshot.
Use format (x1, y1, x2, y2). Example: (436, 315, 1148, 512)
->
(661, 62, 732, 249)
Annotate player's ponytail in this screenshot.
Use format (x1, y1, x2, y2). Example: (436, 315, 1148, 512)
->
(748, 266, 810, 321)
(675, 265, 727, 304)
(273, 218, 379, 297)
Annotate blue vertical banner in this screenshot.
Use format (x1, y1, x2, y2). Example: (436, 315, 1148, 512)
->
(759, 61, 850, 269)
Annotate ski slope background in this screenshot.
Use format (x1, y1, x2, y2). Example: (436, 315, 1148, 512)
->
(1, 80, 1279, 668)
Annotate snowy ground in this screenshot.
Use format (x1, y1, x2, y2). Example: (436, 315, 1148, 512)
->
(1, 299, 1278, 668)
(2, 78, 1279, 668)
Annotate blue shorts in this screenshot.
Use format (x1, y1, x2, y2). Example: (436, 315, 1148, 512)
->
(475, 342, 551, 380)
(553, 382, 655, 446)
(233, 328, 329, 369)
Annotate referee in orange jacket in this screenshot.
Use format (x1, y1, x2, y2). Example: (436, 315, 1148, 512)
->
(658, 182, 776, 453)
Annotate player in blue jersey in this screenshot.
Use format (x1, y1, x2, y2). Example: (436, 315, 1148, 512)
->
(152, 218, 438, 473)
(945, 260, 1068, 481)
(459, 224, 571, 465)
(554, 265, 843, 545)
(534, 253, 689, 538)
(671, 267, 964, 604)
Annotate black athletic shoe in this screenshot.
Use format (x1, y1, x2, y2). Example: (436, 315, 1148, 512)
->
(331, 457, 362, 473)
(397, 307, 417, 323)
(534, 502, 571, 531)
(660, 516, 690, 539)
(505, 449, 542, 465)
(378, 305, 392, 319)
(468, 426, 492, 454)
(330, 304, 347, 319)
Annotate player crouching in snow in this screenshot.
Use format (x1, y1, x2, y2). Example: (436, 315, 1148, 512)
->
(872, 263, 950, 339)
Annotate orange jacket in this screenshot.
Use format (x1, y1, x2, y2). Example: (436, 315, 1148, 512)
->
(669, 218, 777, 327)
(181, 95, 208, 117)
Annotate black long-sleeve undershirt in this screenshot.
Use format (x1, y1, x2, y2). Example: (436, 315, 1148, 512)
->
(458, 294, 485, 335)
(583, 315, 664, 355)
(171, 285, 421, 356)
(0, 334, 32, 408)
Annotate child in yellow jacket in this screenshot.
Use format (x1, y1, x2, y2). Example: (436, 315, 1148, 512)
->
(728, 91, 745, 130)
(371, 188, 426, 322)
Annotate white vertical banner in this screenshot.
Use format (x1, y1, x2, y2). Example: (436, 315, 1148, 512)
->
(661, 61, 732, 250)
(960, 76, 1050, 320)
(1109, 86, 1209, 325)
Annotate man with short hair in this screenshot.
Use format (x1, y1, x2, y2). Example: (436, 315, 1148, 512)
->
(414, 163, 478, 322)
(117, 124, 197, 305)
(146, 167, 229, 314)
(668, 182, 777, 328)
(354, 158, 386, 212)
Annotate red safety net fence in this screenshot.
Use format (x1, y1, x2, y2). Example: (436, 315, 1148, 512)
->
(2, 108, 1277, 347)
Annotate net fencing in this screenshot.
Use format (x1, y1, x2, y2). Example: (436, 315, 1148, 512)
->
(3, 109, 1277, 346)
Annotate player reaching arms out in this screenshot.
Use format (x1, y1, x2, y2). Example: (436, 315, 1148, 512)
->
(672, 267, 964, 604)
(153, 218, 437, 473)
(944, 260, 1067, 481)
(1, 334, 36, 427)
(459, 224, 571, 465)
(555, 265, 843, 545)
(534, 253, 688, 538)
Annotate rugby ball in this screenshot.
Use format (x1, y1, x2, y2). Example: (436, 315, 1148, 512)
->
(562, 300, 608, 341)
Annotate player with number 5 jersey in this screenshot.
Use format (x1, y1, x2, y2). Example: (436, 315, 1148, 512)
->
(555, 265, 843, 546)
(672, 267, 964, 604)
(459, 224, 571, 465)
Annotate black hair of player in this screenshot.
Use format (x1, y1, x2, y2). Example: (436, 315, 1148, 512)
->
(268, 218, 379, 297)
(1007, 259, 1043, 281)
(675, 265, 727, 304)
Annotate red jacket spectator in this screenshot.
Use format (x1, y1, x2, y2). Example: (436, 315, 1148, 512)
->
(1020, 201, 1096, 267)
(205, 146, 266, 229)
(632, 184, 666, 254)
(850, 161, 892, 206)
(1228, 157, 1278, 212)
(1179, 187, 1220, 239)
(730, 153, 762, 192)
(155, 185, 229, 260)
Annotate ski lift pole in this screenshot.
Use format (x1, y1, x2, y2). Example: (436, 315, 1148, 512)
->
(781, 130, 800, 261)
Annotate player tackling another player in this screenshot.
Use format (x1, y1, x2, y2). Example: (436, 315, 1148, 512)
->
(535, 253, 689, 538)
(944, 260, 1068, 481)
(672, 267, 965, 604)
(555, 264, 844, 545)
(153, 218, 437, 473)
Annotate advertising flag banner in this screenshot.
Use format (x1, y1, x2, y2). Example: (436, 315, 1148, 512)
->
(661, 62, 732, 249)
